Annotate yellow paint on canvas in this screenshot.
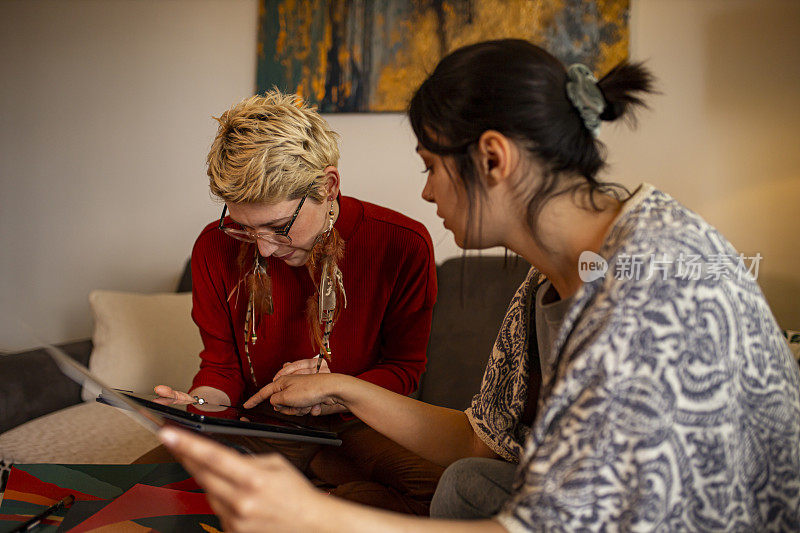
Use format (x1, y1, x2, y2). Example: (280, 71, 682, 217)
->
(374, 0, 559, 110)
(261, 0, 628, 110)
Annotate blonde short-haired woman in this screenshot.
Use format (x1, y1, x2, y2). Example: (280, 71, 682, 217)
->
(142, 89, 444, 515)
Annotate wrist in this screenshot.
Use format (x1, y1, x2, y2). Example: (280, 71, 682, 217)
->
(301, 486, 347, 532)
(330, 374, 358, 409)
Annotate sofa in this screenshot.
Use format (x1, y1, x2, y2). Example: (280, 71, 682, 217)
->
(0, 256, 531, 466)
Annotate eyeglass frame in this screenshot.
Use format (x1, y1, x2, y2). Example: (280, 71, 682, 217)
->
(218, 191, 309, 246)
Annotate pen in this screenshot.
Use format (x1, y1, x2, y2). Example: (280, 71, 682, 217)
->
(9, 494, 75, 532)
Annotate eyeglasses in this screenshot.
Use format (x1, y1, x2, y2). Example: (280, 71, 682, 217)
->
(218, 192, 308, 246)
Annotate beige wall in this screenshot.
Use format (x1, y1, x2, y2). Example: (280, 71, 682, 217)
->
(603, 0, 800, 330)
(2, 0, 798, 351)
(0, 0, 259, 351)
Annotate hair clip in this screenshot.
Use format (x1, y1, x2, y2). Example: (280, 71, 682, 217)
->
(565, 64, 606, 138)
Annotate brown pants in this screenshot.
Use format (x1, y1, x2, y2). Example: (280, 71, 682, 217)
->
(134, 421, 443, 516)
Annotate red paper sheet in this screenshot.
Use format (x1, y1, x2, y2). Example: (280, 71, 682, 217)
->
(66, 484, 214, 533)
(3, 467, 103, 503)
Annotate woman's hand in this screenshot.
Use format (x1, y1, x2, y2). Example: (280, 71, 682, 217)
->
(265, 358, 340, 415)
(273, 356, 330, 380)
(153, 385, 195, 405)
(159, 427, 323, 533)
(153, 385, 231, 408)
(243, 374, 345, 416)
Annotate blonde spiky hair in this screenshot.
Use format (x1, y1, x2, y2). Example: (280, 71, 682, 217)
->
(207, 90, 340, 204)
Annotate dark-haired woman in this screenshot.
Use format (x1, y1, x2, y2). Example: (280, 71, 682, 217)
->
(156, 39, 800, 532)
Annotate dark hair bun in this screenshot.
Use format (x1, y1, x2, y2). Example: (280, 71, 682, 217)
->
(598, 62, 656, 122)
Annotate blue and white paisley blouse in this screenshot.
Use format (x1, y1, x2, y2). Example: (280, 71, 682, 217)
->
(466, 185, 800, 531)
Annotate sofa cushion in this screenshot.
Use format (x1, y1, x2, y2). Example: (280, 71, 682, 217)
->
(419, 256, 532, 411)
(82, 291, 203, 401)
(177, 259, 192, 293)
(0, 402, 158, 464)
(0, 340, 92, 434)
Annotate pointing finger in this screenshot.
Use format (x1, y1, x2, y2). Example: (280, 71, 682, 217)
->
(243, 382, 280, 409)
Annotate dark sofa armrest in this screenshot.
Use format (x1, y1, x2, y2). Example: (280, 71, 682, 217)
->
(0, 339, 93, 434)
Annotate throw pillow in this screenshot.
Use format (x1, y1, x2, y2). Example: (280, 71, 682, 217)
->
(82, 291, 203, 401)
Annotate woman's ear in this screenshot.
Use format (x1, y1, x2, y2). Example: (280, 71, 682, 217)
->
(476, 131, 518, 187)
(322, 166, 341, 199)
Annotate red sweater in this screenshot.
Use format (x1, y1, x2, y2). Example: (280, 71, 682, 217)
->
(190, 195, 437, 405)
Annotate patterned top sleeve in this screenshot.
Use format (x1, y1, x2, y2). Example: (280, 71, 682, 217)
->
(465, 268, 540, 463)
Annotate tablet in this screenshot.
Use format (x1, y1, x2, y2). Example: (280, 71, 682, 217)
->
(42, 341, 341, 448)
(98, 391, 341, 446)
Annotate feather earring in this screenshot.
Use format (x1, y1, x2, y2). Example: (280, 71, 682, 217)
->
(306, 200, 346, 371)
(228, 245, 274, 387)
(248, 247, 273, 317)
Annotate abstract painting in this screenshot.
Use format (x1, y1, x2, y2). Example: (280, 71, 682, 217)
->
(257, 0, 630, 112)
